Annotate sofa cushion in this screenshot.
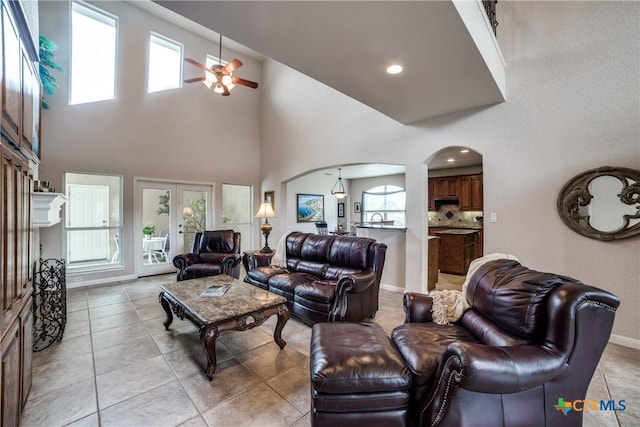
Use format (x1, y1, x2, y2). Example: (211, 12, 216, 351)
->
(295, 280, 337, 304)
(391, 323, 480, 387)
(183, 263, 223, 279)
(198, 253, 226, 264)
(198, 230, 236, 253)
(287, 259, 328, 277)
(269, 272, 317, 294)
(466, 259, 572, 340)
(247, 265, 287, 284)
(328, 237, 374, 271)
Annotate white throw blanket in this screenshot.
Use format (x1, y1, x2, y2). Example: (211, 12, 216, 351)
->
(270, 229, 303, 268)
(430, 253, 519, 325)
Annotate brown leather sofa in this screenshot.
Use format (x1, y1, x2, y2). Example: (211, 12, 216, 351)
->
(310, 259, 620, 427)
(244, 232, 387, 325)
(172, 230, 241, 281)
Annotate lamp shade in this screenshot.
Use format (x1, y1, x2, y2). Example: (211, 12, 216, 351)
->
(255, 202, 276, 219)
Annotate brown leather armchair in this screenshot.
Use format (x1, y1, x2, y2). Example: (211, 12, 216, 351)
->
(309, 259, 620, 427)
(172, 230, 241, 281)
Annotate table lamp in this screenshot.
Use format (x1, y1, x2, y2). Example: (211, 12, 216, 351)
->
(255, 201, 276, 253)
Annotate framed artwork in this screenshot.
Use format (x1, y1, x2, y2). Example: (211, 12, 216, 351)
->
(337, 202, 345, 218)
(264, 191, 275, 210)
(354, 202, 361, 213)
(297, 193, 324, 222)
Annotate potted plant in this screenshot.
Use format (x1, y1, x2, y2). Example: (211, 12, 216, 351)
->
(142, 225, 156, 239)
(39, 35, 64, 110)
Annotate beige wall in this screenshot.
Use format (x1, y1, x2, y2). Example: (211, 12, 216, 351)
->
(260, 1, 640, 343)
(38, 1, 262, 282)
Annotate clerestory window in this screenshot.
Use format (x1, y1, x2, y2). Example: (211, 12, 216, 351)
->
(70, 1, 117, 105)
(148, 32, 183, 93)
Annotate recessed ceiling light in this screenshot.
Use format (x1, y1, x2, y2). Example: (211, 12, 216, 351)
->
(460, 149, 469, 153)
(447, 158, 455, 163)
(386, 64, 403, 75)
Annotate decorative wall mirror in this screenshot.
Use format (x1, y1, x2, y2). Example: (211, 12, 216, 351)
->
(557, 166, 640, 241)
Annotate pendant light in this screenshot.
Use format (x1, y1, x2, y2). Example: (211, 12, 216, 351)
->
(331, 168, 347, 199)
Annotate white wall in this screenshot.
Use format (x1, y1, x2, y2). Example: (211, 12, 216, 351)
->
(38, 0, 262, 282)
(260, 1, 640, 343)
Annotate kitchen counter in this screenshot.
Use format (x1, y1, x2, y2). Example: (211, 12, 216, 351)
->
(432, 229, 479, 235)
(428, 224, 482, 230)
(356, 225, 407, 231)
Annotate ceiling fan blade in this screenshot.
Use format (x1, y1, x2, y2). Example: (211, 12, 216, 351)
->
(185, 57, 215, 73)
(222, 85, 230, 96)
(223, 58, 243, 74)
(232, 76, 259, 89)
(184, 76, 206, 84)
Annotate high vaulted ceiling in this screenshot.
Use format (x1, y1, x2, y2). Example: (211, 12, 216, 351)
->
(154, 0, 505, 124)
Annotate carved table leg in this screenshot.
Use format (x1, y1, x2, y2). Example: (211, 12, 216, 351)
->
(200, 324, 220, 380)
(159, 292, 173, 330)
(274, 304, 289, 350)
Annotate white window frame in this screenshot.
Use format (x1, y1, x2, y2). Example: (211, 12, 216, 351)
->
(70, 1, 118, 105)
(147, 32, 183, 93)
(362, 185, 406, 227)
(64, 172, 124, 273)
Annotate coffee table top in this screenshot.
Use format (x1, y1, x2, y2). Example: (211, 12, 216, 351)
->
(160, 275, 286, 325)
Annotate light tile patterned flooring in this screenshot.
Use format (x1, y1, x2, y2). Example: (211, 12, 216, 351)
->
(20, 274, 639, 426)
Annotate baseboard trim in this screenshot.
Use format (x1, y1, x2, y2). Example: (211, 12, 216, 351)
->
(609, 334, 640, 350)
(380, 283, 405, 293)
(67, 274, 137, 289)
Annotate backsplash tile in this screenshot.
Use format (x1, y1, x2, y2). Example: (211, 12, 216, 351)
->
(428, 204, 482, 229)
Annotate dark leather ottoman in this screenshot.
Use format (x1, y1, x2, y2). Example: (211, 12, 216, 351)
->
(310, 322, 411, 427)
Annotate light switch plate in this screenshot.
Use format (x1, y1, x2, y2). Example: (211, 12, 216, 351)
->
(490, 213, 498, 223)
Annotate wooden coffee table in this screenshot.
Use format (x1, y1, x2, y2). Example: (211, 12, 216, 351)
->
(158, 275, 289, 380)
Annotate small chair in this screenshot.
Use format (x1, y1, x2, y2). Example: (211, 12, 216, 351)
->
(151, 234, 169, 263)
(172, 230, 241, 281)
(315, 221, 328, 235)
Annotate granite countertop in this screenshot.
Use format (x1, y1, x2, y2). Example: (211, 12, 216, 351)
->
(355, 225, 407, 231)
(432, 229, 480, 235)
(428, 224, 483, 230)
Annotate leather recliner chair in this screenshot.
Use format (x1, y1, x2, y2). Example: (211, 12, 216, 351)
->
(172, 230, 241, 281)
(310, 259, 620, 427)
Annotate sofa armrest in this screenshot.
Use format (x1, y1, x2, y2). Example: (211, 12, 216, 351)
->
(173, 253, 198, 270)
(221, 253, 242, 276)
(403, 292, 434, 323)
(444, 341, 566, 394)
(330, 269, 376, 321)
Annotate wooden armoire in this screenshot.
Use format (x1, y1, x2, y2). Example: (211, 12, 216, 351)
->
(1, 0, 41, 425)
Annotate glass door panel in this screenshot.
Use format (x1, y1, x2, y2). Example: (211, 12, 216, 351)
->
(135, 180, 212, 277)
(222, 184, 253, 251)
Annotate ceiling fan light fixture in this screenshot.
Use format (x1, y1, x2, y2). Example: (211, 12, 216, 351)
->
(331, 168, 347, 199)
(213, 84, 225, 94)
(221, 74, 233, 86)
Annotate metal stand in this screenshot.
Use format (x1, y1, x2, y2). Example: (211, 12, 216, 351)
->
(32, 258, 67, 352)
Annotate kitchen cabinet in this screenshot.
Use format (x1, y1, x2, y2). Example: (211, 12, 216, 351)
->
(427, 236, 439, 291)
(459, 175, 483, 210)
(433, 229, 479, 275)
(429, 174, 482, 212)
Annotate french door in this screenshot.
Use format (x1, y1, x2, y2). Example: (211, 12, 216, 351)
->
(134, 179, 213, 277)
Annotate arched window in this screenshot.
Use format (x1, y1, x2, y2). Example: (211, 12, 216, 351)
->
(362, 185, 406, 227)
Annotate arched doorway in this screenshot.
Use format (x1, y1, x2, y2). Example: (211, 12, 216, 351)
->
(426, 146, 483, 291)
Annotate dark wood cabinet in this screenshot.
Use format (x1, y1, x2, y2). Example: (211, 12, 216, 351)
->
(460, 175, 483, 210)
(0, 1, 38, 423)
(433, 231, 479, 275)
(429, 174, 482, 212)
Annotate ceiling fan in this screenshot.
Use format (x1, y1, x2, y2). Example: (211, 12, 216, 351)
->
(184, 35, 258, 96)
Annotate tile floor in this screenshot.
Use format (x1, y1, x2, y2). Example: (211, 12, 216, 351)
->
(20, 274, 639, 427)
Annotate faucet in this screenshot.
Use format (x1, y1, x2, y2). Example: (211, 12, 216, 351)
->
(370, 212, 384, 226)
